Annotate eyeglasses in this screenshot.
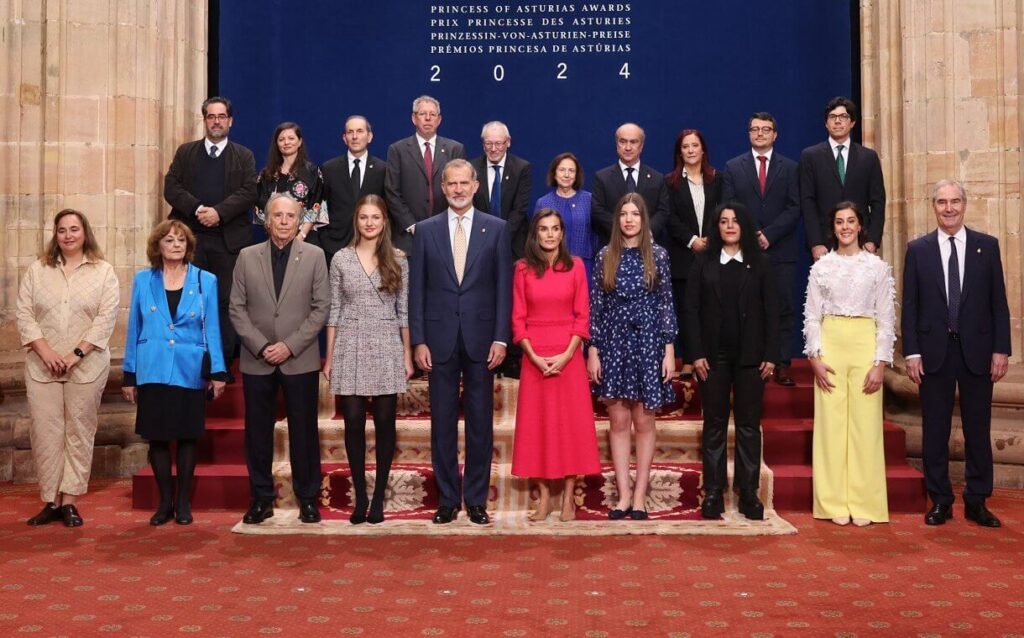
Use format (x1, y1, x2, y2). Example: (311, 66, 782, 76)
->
(827, 113, 852, 122)
(748, 126, 775, 134)
(415, 111, 439, 119)
(483, 141, 508, 149)
(204, 114, 230, 121)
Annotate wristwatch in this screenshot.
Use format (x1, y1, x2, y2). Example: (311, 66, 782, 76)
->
(73, 347, 86, 358)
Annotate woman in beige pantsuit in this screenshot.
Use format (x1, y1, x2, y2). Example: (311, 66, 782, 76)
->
(15, 209, 119, 527)
(323, 194, 413, 525)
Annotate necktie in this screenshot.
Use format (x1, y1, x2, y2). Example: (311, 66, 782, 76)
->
(835, 144, 846, 184)
(625, 167, 636, 193)
(209, 145, 219, 159)
(351, 158, 361, 192)
(947, 236, 961, 332)
(453, 217, 467, 284)
(757, 155, 767, 196)
(423, 142, 434, 213)
(490, 164, 502, 215)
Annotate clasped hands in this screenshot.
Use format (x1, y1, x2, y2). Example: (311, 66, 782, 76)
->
(196, 206, 221, 227)
(262, 341, 293, 366)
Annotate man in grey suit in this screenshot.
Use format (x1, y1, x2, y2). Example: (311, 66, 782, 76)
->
(229, 194, 330, 526)
(385, 95, 466, 252)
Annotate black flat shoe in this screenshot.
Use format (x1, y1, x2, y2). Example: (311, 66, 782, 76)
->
(60, 504, 83, 528)
(608, 506, 633, 520)
(629, 509, 649, 521)
(299, 501, 321, 524)
(432, 505, 459, 524)
(27, 503, 61, 526)
(965, 503, 1001, 528)
(701, 491, 725, 520)
(924, 502, 953, 526)
(243, 501, 274, 525)
(467, 505, 490, 525)
(150, 504, 174, 526)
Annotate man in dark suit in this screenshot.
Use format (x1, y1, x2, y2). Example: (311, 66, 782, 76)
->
(470, 121, 532, 259)
(319, 115, 386, 265)
(385, 95, 466, 252)
(800, 96, 886, 260)
(902, 179, 1011, 528)
(229, 194, 331, 525)
(409, 159, 512, 526)
(165, 96, 257, 377)
(591, 122, 670, 246)
(721, 112, 802, 386)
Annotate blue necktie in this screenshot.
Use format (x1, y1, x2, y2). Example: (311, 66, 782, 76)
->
(625, 167, 637, 193)
(490, 164, 502, 215)
(947, 236, 961, 332)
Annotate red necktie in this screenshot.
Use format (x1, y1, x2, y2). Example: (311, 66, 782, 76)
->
(423, 142, 434, 214)
(757, 155, 767, 196)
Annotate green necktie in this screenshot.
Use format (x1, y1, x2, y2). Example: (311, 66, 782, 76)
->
(836, 144, 846, 184)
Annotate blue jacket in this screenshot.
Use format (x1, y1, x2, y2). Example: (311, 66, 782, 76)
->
(123, 265, 226, 389)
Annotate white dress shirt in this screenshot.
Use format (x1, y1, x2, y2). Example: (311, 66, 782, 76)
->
(618, 159, 640, 184)
(683, 168, 706, 247)
(417, 134, 437, 157)
(828, 136, 850, 162)
(938, 226, 967, 299)
(752, 147, 774, 171)
(447, 208, 474, 250)
(204, 138, 228, 157)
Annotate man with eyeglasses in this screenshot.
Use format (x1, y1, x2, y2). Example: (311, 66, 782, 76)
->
(385, 95, 466, 253)
(470, 121, 532, 259)
(721, 112, 801, 386)
(165, 96, 257, 380)
(799, 96, 886, 261)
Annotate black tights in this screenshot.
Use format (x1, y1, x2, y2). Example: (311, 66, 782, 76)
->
(148, 439, 198, 515)
(340, 395, 397, 517)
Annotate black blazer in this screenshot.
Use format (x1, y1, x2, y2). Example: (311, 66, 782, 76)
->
(721, 151, 801, 263)
(164, 139, 257, 253)
(319, 153, 386, 257)
(591, 162, 670, 246)
(471, 154, 532, 259)
(665, 175, 722, 279)
(683, 251, 780, 366)
(901, 228, 1011, 375)
(799, 140, 886, 248)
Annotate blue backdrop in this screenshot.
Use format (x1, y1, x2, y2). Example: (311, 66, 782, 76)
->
(217, 0, 854, 358)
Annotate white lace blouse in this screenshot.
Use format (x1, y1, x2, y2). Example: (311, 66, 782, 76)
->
(802, 250, 896, 363)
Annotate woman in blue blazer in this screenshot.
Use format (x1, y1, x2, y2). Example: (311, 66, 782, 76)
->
(122, 220, 227, 526)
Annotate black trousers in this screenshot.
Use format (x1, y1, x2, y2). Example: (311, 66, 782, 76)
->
(919, 336, 994, 506)
(428, 331, 494, 508)
(671, 277, 688, 356)
(243, 369, 321, 503)
(698, 353, 766, 494)
(771, 261, 796, 366)
(193, 233, 238, 363)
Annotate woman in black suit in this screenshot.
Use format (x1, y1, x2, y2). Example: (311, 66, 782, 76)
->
(685, 202, 779, 521)
(665, 129, 722, 378)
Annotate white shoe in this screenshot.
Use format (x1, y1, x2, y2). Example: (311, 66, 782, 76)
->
(852, 518, 871, 527)
(831, 516, 851, 526)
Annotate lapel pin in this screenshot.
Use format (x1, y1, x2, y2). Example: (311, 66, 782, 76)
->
(645, 173, 651, 179)
(977, 248, 981, 253)
(441, 148, 447, 154)
(481, 227, 487, 233)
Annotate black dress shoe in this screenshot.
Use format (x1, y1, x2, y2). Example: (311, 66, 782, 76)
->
(174, 502, 193, 526)
(965, 503, 1001, 528)
(774, 365, 796, 386)
(150, 503, 174, 526)
(608, 506, 633, 520)
(629, 509, 649, 521)
(432, 505, 459, 524)
(701, 491, 725, 519)
(60, 504, 83, 528)
(299, 501, 321, 523)
(243, 501, 274, 525)
(924, 502, 953, 525)
(738, 492, 765, 521)
(467, 505, 490, 525)
(27, 503, 62, 526)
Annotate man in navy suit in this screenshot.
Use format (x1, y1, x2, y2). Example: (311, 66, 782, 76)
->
(409, 159, 512, 525)
(721, 112, 802, 386)
(470, 121, 532, 259)
(902, 180, 1011, 528)
(591, 122, 670, 246)
(800, 97, 886, 260)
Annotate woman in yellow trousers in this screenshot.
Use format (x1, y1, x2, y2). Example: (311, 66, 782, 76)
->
(804, 202, 895, 527)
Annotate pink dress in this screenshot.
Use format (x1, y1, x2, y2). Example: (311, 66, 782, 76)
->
(511, 258, 601, 478)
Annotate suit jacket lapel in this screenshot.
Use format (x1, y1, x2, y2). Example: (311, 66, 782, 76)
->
(742, 155, 760, 198)
(257, 241, 276, 307)
(174, 265, 201, 322)
(764, 153, 782, 196)
(277, 241, 303, 304)
(463, 212, 487, 278)
(432, 139, 448, 178)
(924, 231, 947, 304)
(411, 138, 428, 180)
(960, 228, 978, 307)
(149, 270, 174, 325)
(707, 257, 722, 304)
(431, 219, 459, 284)
(824, 142, 843, 187)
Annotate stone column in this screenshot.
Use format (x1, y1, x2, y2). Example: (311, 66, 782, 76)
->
(0, 0, 208, 481)
(863, 0, 1024, 487)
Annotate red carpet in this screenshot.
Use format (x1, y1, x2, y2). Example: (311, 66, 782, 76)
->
(2, 479, 1021, 636)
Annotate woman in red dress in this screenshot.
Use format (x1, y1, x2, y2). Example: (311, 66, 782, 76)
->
(511, 209, 601, 522)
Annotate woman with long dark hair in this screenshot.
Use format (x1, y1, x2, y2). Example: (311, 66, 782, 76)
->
(804, 202, 894, 527)
(255, 121, 328, 242)
(665, 129, 721, 378)
(323, 194, 413, 524)
(588, 193, 677, 520)
(511, 209, 600, 522)
(685, 203, 779, 520)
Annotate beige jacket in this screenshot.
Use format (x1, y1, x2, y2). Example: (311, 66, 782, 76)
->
(16, 258, 120, 384)
(229, 239, 329, 375)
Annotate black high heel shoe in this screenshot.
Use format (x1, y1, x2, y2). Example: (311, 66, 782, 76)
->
(350, 500, 369, 525)
(174, 501, 193, 525)
(608, 506, 633, 520)
(150, 503, 174, 526)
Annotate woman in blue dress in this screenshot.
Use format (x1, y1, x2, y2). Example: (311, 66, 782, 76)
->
(533, 152, 599, 277)
(587, 193, 677, 520)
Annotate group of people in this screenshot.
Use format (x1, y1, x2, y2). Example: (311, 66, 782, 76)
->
(15, 93, 1010, 532)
